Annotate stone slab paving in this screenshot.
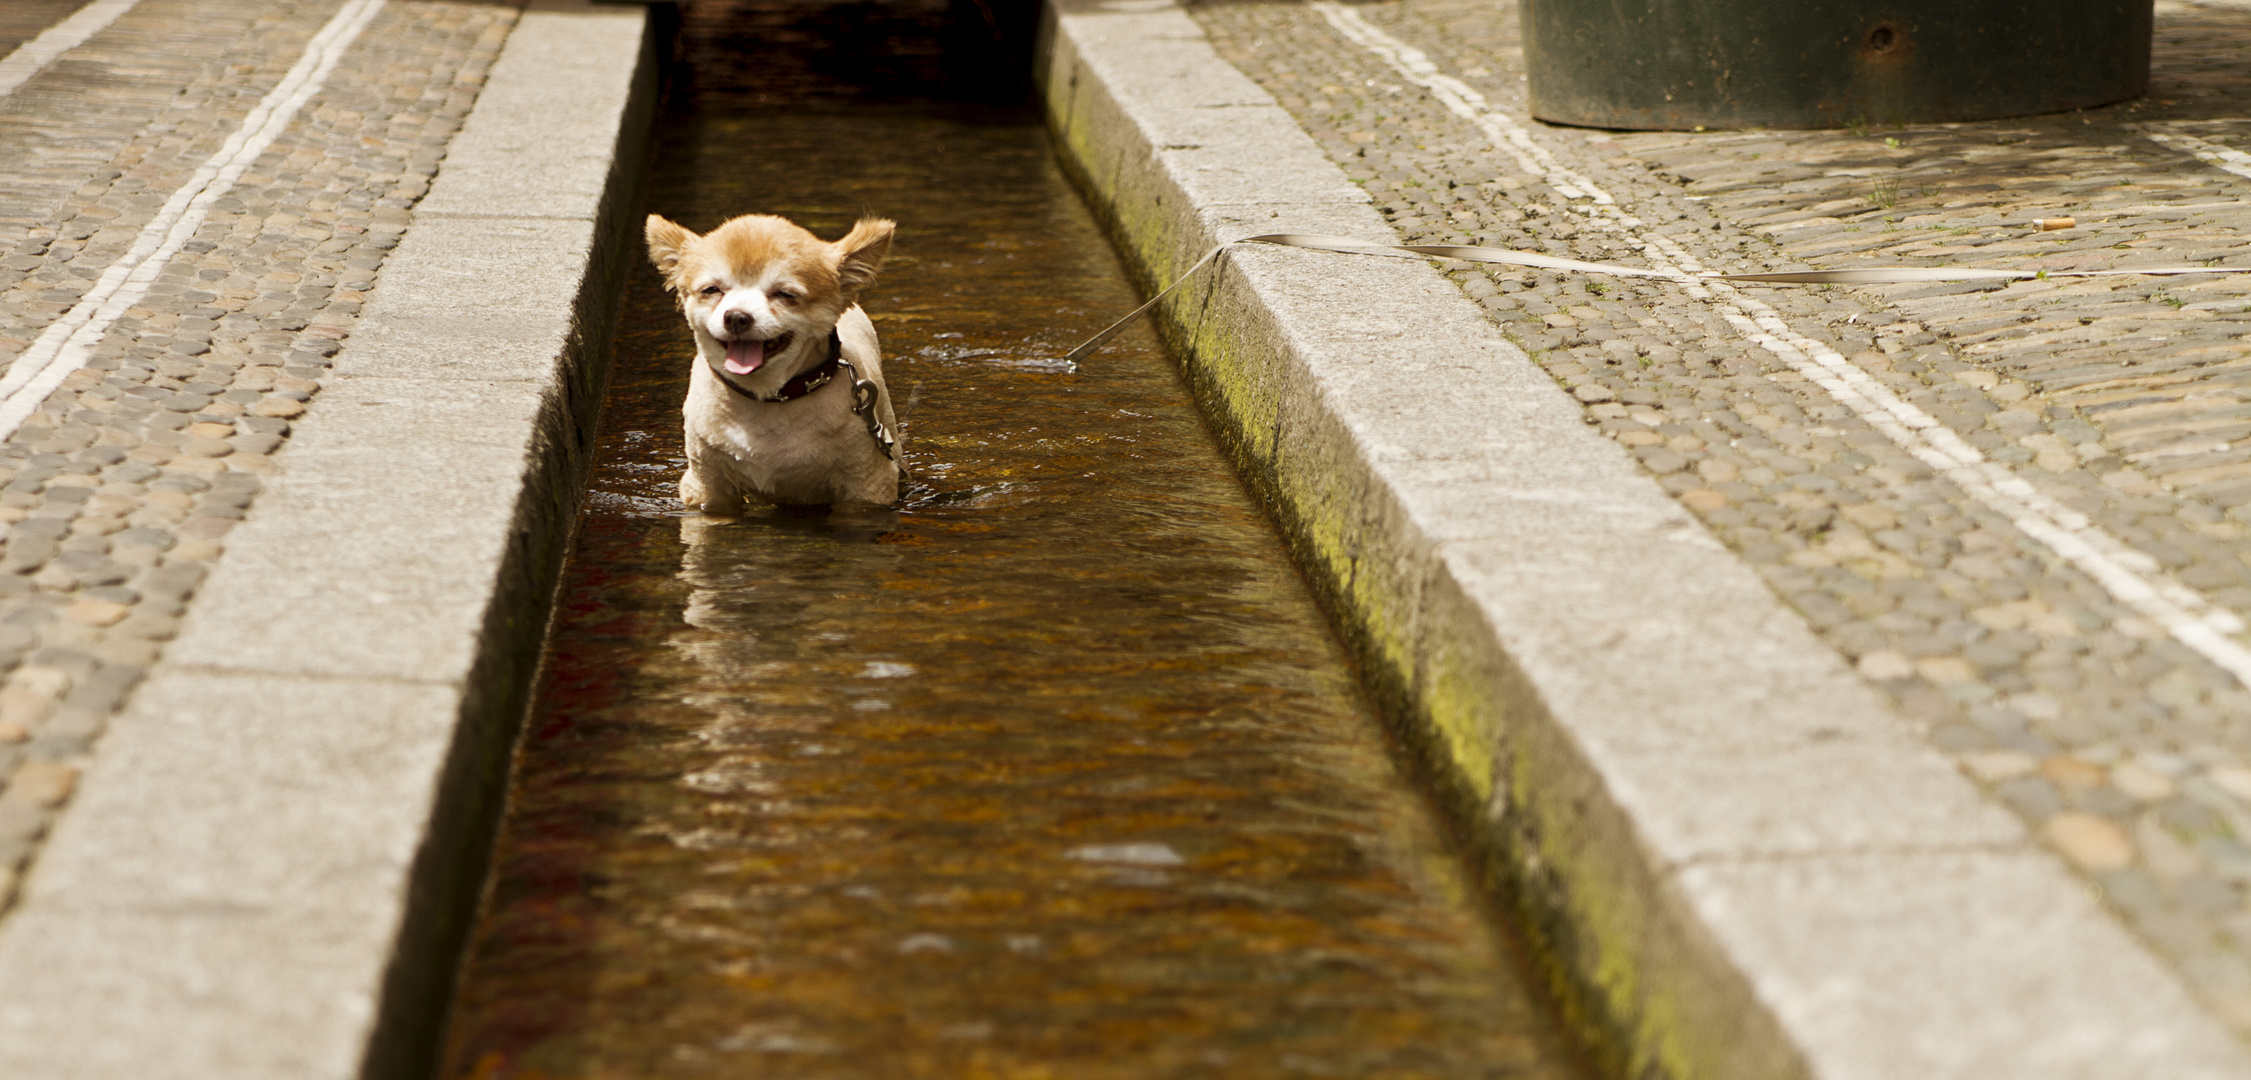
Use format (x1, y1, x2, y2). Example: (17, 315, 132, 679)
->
(1188, 0, 2251, 1045)
(0, 0, 656, 1073)
(0, 0, 515, 934)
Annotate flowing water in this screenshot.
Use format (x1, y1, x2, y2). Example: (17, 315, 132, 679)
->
(439, 3, 1584, 1076)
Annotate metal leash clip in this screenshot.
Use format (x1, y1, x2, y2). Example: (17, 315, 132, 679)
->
(851, 376, 897, 459)
(833, 355, 900, 463)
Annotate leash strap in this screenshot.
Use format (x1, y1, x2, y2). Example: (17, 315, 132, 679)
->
(1062, 243, 1233, 363)
(1063, 233, 2239, 361)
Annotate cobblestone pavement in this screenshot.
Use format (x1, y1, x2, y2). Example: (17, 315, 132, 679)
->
(0, 0, 518, 912)
(1191, 0, 2251, 1036)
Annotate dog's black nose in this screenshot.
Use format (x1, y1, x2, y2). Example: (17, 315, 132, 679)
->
(723, 310, 753, 336)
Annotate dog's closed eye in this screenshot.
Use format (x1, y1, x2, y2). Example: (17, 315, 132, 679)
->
(698, 283, 724, 298)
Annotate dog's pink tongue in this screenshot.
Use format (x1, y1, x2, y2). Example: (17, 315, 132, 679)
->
(724, 338, 765, 375)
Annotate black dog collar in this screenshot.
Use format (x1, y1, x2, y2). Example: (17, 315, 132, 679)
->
(722, 329, 844, 404)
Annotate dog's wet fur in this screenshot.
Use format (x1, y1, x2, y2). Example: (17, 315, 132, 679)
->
(646, 212, 900, 508)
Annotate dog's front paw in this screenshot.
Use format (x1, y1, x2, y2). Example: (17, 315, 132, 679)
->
(679, 468, 712, 510)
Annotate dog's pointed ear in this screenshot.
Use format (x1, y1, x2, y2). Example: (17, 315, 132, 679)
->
(646, 214, 696, 289)
(834, 217, 894, 296)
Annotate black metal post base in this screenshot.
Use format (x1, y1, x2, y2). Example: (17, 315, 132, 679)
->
(1522, 0, 2153, 130)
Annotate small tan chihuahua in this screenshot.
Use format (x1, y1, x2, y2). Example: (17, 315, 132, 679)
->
(645, 212, 901, 508)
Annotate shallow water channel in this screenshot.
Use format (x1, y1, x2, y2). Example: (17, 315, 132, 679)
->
(439, 3, 1584, 1076)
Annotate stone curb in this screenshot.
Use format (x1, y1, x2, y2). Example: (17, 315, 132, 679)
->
(1037, 2, 2251, 1078)
(0, 2, 656, 1078)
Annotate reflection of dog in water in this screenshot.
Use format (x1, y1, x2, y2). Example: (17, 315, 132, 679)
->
(645, 213, 902, 508)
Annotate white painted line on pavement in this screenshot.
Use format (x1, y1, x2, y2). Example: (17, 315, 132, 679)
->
(2140, 125, 2251, 184)
(0, 0, 143, 100)
(1311, 0, 2251, 689)
(0, 0, 386, 442)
